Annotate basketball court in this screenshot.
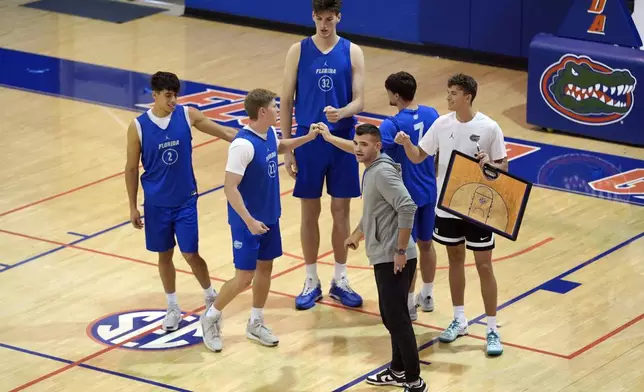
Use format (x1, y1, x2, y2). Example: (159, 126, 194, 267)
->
(1, 1, 643, 391)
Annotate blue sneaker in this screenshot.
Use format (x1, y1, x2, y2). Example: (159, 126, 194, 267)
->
(329, 276, 363, 307)
(486, 330, 503, 356)
(295, 277, 323, 310)
(438, 318, 468, 343)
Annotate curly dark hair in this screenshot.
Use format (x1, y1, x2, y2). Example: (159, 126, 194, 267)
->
(150, 71, 180, 93)
(447, 73, 478, 104)
(312, 0, 342, 15)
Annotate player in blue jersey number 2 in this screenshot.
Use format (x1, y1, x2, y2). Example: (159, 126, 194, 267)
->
(280, 0, 365, 310)
(125, 71, 239, 333)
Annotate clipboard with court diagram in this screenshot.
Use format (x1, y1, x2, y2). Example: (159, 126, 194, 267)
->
(437, 150, 532, 241)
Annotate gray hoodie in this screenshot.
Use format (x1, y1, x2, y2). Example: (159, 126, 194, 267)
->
(358, 153, 418, 266)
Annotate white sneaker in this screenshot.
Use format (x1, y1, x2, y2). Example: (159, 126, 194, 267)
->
(201, 312, 223, 352)
(409, 304, 418, 321)
(415, 292, 434, 312)
(205, 294, 216, 312)
(246, 318, 279, 347)
(162, 305, 181, 332)
(409, 295, 417, 321)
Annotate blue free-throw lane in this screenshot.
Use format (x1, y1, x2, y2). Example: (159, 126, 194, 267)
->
(0, 47, 641, 206)
(22, 0, 165, 24)
(0, 342, 191, 391)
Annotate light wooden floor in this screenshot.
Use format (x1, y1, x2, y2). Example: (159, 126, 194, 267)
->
(1, 2, 643, 392)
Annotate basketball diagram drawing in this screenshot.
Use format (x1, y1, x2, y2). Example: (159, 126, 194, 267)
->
(449, 183, 510, 231)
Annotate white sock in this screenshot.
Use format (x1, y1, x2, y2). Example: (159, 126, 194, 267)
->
(204, 286, 215, 298)
(454, 305, 466, 324)
(334, 262, 347, 281)
(408, 292, 415, 309)
(205, 304, 221, 318)
(487, 316, 497, 332)
(421, 282, 434, 298)
(250, 307, 264, 323)
(306, 263, 318, 282)
(166, 292, 178, 307)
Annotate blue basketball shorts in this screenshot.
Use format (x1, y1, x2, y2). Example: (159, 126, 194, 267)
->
(412, 203, 436, 243)
(292, 125, 361, 199)
(231, 221, 283, 271)
(143, 196, 199, 253)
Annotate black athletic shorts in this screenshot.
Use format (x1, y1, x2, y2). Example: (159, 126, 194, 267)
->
(432, 216, 495, 251)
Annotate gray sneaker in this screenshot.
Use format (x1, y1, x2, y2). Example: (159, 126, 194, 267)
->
(409, 301, 418, 321)
(246, 318, 279, 347)
(162, 305, 181, 332)
(201, 312, 223, 352)
(415, 292, 434, 312)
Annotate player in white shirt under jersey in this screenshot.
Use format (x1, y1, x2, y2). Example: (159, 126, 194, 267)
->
(395, 73, 506, 357)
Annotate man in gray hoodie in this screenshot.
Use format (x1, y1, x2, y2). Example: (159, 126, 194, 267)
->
(343, 123, 428, 392)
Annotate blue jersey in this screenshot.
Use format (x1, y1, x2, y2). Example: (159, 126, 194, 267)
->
(228, 127, 281, 227)
(380, 105, 439, 207)
(138, 105, 197, 207)
(295, 36, 356, 132)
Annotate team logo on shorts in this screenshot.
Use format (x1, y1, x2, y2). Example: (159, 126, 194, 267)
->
(88, 310, 202, 350)
(540, 54, 636, 126)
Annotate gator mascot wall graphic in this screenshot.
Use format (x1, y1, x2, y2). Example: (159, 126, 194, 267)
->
(540, 54, 637, 126)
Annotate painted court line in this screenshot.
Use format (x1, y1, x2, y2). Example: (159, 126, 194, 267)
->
(8, 303, 208, 392)
(0, 229, 324, 283)
(5, 245, 330, 390)
(332, 231, 644, 391)
(0, 343, 190, 392)
(0, 137, 220, 219)
(1, 226, 557, 356)
(67, 231, 89, 238)
(566, 313, 644, 359)
(0, 163, 283, 273)
(2, 226, 556, 391)
(1, 206, 624, 388)
(318, 237, 554, 271)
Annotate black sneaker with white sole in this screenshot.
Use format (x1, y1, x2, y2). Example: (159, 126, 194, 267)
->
(404, 377, 428, 392)
(365, 367, 406, 387)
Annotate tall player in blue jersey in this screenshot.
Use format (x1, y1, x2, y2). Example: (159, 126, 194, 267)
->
(200, 89, 318, 352)
(125, 71, 239, 333)
(280, 0, 365, 310)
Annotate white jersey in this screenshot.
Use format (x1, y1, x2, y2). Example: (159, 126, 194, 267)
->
(225, 125, 280, 176)
(418, 111, 507, 219)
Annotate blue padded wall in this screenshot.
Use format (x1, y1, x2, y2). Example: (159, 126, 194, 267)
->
(521, 0, 575, 57)
(418, 0, 471, 49)
(185, 0, 312, 26)
(336, 0, 421, 44)
(469, 0, 522, 57)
